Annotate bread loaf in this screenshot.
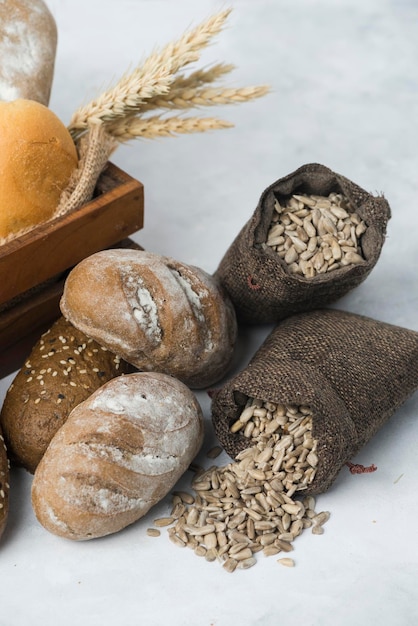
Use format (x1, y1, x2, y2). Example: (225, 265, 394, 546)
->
(0, 316, 135, 473)
(0, 99, 78, 240)
(0, 0, 57, 105)
(60, 249, 238, 389)
(31, 372, 204, 540)
(0, 427, 9, 541)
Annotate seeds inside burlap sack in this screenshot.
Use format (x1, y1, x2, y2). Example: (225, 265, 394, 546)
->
(215, 163, 391, 324)
(212, 309, 418, 495)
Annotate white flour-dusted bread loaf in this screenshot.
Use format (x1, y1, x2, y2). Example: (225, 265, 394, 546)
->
(0, 0, 57, 105)
(31, 372, 203, 540)
(60, 249, 238, 389)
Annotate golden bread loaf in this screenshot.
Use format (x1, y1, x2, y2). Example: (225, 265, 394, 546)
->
(60, 249, 238, 389)
(31, 372, 204, 540)
(0, 99, 78, 239)
(0, 0, 57, 105)
(0, 316, 135, 474)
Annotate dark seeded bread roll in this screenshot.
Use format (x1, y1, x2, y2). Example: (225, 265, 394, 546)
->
(0, 427, 9, 541)
(0, 316, 135, 473)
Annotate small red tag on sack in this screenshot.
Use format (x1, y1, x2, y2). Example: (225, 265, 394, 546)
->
(346, 462, 377, 474)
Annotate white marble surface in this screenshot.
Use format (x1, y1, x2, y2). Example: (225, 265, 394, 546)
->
(1, 1, 418, 624)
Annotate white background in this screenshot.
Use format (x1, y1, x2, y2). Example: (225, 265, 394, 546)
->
(1, 1, 418, 624)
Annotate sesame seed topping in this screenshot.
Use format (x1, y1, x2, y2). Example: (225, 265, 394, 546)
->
(26, 377, 33, 383)
(34, 398, 41, 404)
(69, 382, 77, 387)
(52, 371, 58, 377)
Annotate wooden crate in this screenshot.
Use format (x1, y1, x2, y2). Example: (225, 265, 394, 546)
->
(0, 163, 144, 377)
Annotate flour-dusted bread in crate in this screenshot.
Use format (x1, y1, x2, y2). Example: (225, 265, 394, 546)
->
(60, 249, 238, 389)
(0, 0, 57, 105)
(0, 426, 9, 541)
(0, 316, 135, 473)
(31, 372, 204, 540)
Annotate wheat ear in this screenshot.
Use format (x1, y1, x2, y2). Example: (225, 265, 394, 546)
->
(136, 84, 270, 113)
(68, 9, 231, 138)
(108, 115, 234, 141)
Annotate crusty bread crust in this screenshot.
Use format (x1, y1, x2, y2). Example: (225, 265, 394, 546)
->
(31, 372, 203, 540)
(0, 0, 57, 105)
(0, 99, 78, 239)
(60, 249, 237, 388)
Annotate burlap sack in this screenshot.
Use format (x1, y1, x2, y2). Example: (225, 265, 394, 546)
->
(211, 309, 418, 495)
(55, 124, 117, 217)
(215, 163, 391, 324)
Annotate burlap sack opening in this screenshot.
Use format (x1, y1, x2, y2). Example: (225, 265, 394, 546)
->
(215, 163, 391, 324)
(211, 309, 418, 495)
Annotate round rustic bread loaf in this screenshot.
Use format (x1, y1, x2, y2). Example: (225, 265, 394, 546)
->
(31, 372, 204, 540)
(60, 249, 238, 389)
(0, 426, 9, 541)
(0, 0, 57, 105)
(0, 99, 78, 240)
(0, 316, 135, 473)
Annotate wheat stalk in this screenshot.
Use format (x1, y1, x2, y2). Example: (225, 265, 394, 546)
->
(135, 84, 270, 113)
(108, 115, 234, 141)
(160, 62, 236, 91)
(68, 9, 232, 139)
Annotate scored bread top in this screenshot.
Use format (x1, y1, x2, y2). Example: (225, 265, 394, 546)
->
(60, 249, 237, 388)
(31, 372, 204, 540)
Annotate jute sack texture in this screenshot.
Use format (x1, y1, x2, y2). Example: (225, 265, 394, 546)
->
(211, 309, 418, 495)
(215, 163, 391, 324)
